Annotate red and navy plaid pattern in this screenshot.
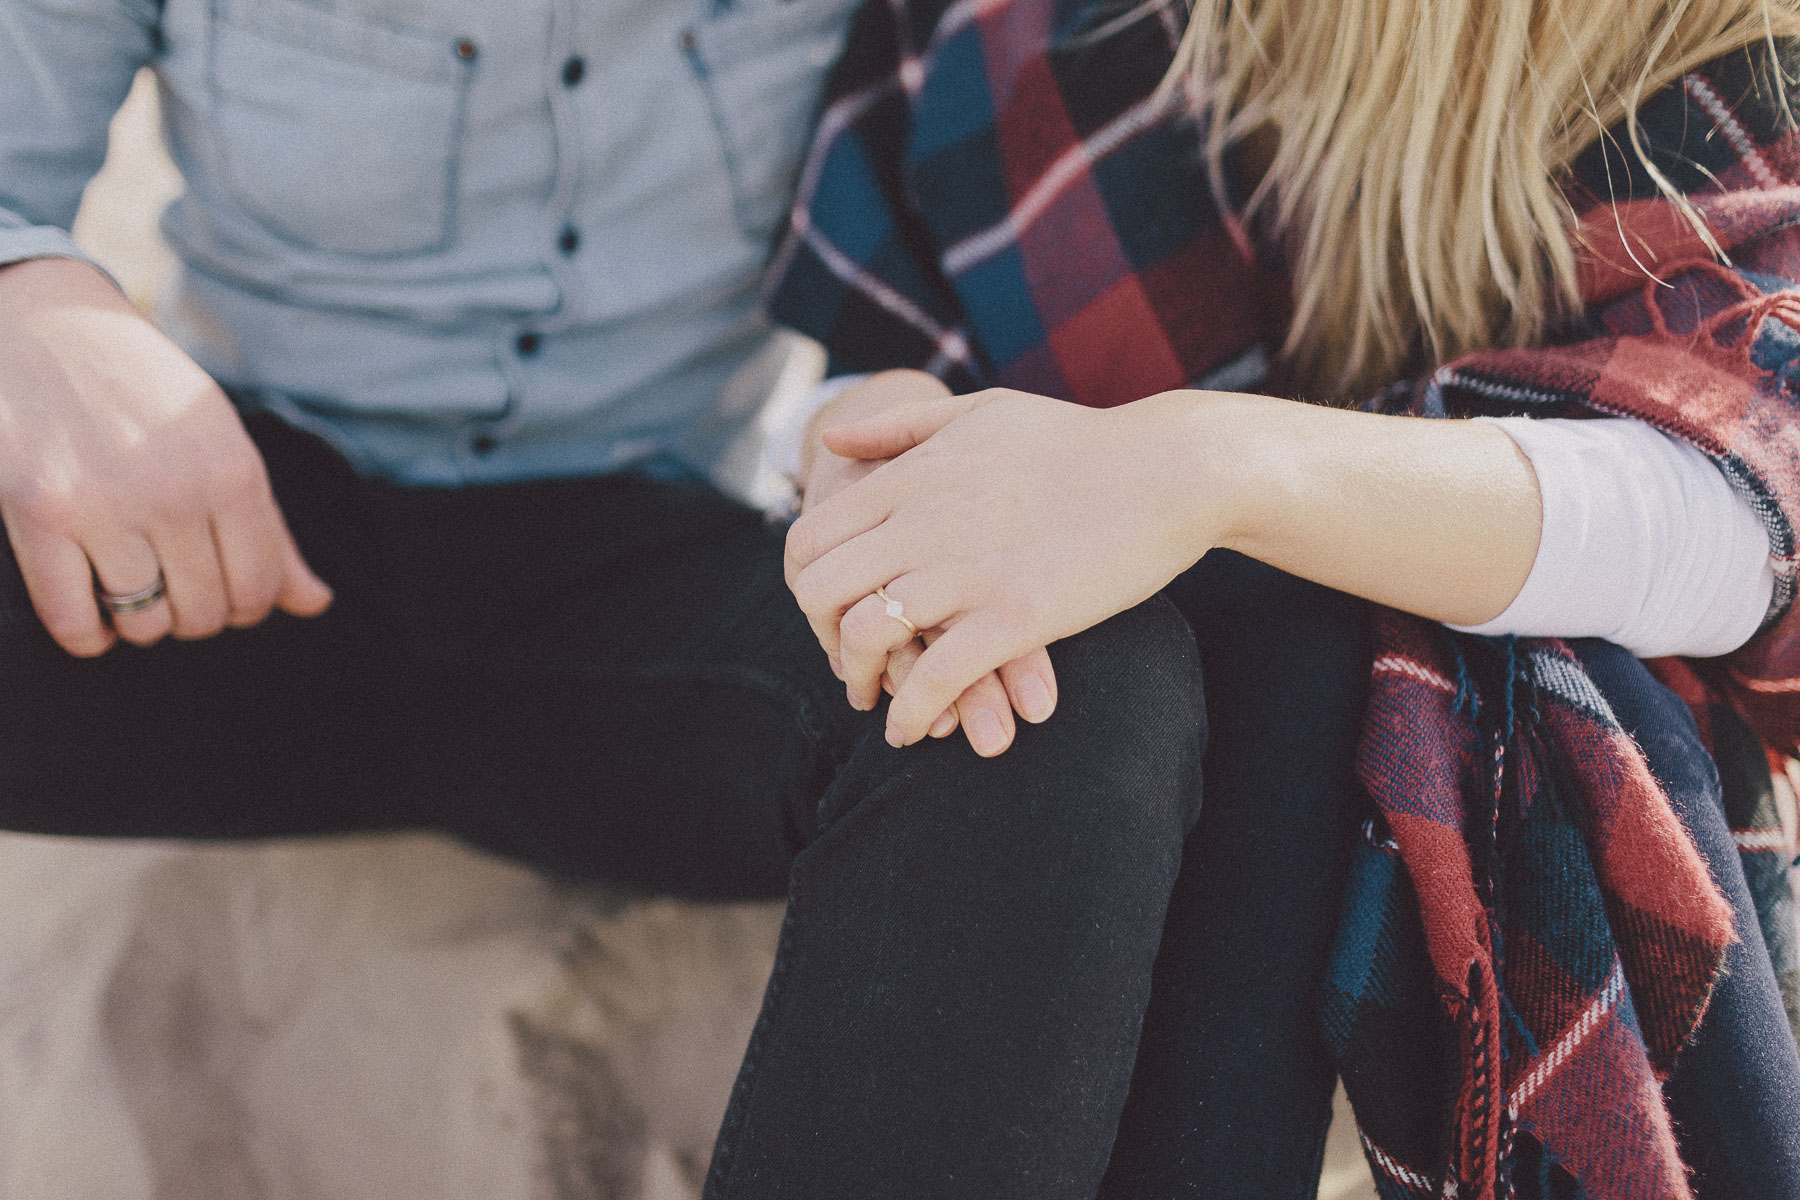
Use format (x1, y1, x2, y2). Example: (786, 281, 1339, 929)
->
(1339, 622, 1739, 1200)
(768, 4, 1800, 1197)
(766, 0, 1287, 403)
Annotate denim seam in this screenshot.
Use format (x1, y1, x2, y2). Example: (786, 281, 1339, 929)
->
(696, 730, 903, 1197)
(703, 888, 803, 1196)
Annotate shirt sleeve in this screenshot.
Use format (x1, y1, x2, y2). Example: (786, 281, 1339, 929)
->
(0, 0, 162, 272)
(1448, 415, 1776, 658)
(760, 373, 869, 513)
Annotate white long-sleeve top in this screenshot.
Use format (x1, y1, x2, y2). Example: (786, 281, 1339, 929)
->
(1452, 416, 1775, 658)
(767, 382, 1778, 660)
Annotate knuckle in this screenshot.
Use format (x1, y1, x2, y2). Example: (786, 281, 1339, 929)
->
(791, 571, 832, 618)
(4, 478, 78, 531)
(228, 601, 274, 629)
(837, 631, 878, 673)
(784, 519, 821, 571)
(33, 590, 91, 635)
(62, 635, 111, 658)
(118, 622, 170, 648)
(173, 602, 229, 640)
(839, 601, 881, 646)
(42, 613, 107, 656)
(208, 456, 269, 505)
(843, 652, 885, 691)
(907, 654, 957, 699)
(884, 646, 920, 687)
(966, 670, 1007, 702)
(805, 611, 841, 651)
(42, 618, 90, 649)
(840, 655, 879, 691)
(140, 483, 204, 529)
(235, 562, 284, 608)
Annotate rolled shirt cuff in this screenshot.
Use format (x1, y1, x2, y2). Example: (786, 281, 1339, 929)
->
(0, 220, 122, 293)
(0, 221, 101, 272)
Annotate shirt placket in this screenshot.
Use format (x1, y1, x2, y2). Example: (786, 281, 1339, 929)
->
(468, 0, 585, 465)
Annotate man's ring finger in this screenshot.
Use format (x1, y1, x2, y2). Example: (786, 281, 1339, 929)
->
(98, 571, 168, 616)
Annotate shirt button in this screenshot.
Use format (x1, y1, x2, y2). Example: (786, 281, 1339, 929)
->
(470, 433, 498, 455)
(558, 227, 580, 256)
(454, 38, 478, 60)
(515, 331, 542, 357)
(679, 30, 698, 52)
(561, 56, 586, 87)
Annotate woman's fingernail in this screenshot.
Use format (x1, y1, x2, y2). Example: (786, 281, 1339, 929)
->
(969, 709, 1006, 756)
(827, 654, 843, 680)
(1018, 675, 1053, 722)
(886, 723, 905, 747)
(929, 711, 958, 738)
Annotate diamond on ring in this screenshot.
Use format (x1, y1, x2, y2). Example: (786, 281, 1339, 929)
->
(874, 585, 921, 638)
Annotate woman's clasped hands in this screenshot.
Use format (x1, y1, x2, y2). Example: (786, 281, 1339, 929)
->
(787, 369, 1240, 756)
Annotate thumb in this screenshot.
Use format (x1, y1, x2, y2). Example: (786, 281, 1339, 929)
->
(274, 528, 334, 618)
(821, 395, 976, 460)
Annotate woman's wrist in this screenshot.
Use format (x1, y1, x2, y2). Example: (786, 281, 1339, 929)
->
(1128, 388, 1287, 566)
(1141, 390, 1542, 626)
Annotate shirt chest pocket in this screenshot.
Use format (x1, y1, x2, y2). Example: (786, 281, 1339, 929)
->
(684, 0, 860, 246)
(207, 0, 472, 257)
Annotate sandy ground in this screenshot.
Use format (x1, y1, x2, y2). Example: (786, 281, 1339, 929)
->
(0, 72, 1381, 1200)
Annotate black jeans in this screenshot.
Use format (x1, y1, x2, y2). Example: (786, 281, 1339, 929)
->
(1, 414, 1368, 1198)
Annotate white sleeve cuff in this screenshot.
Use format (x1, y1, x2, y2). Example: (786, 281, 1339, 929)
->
(1449, 416, 1776, 659)
(760, 373, 869, 504)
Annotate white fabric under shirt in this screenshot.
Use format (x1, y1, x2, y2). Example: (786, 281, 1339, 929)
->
(770, 382, 1778, 660)
(1452, 416, 1776, 658)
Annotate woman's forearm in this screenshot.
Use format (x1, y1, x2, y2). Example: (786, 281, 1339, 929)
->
(793, 384, 1543, 741)
(1159, 390, 1543, 627)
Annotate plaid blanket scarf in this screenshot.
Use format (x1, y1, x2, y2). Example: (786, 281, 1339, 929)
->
(765, 2, 1800, 1197)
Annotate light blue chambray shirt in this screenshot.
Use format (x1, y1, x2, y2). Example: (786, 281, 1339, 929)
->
(0, 0, 856, 486)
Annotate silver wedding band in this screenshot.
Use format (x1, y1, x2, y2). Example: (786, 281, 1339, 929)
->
(874, 584, 921, 639)
(97, 571, 167, 616)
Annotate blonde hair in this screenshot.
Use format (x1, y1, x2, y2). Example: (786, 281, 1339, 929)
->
(1170, 0, 1800, 399)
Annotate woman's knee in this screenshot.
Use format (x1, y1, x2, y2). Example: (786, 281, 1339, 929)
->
(1045, 591, 1208, 790)
(970, 593, 1207, 850)
(812, 593, 1205, 869)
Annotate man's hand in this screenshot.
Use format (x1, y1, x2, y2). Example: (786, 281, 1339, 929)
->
(0, 257, 332, 657)
(794, 370, 1057, 757)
